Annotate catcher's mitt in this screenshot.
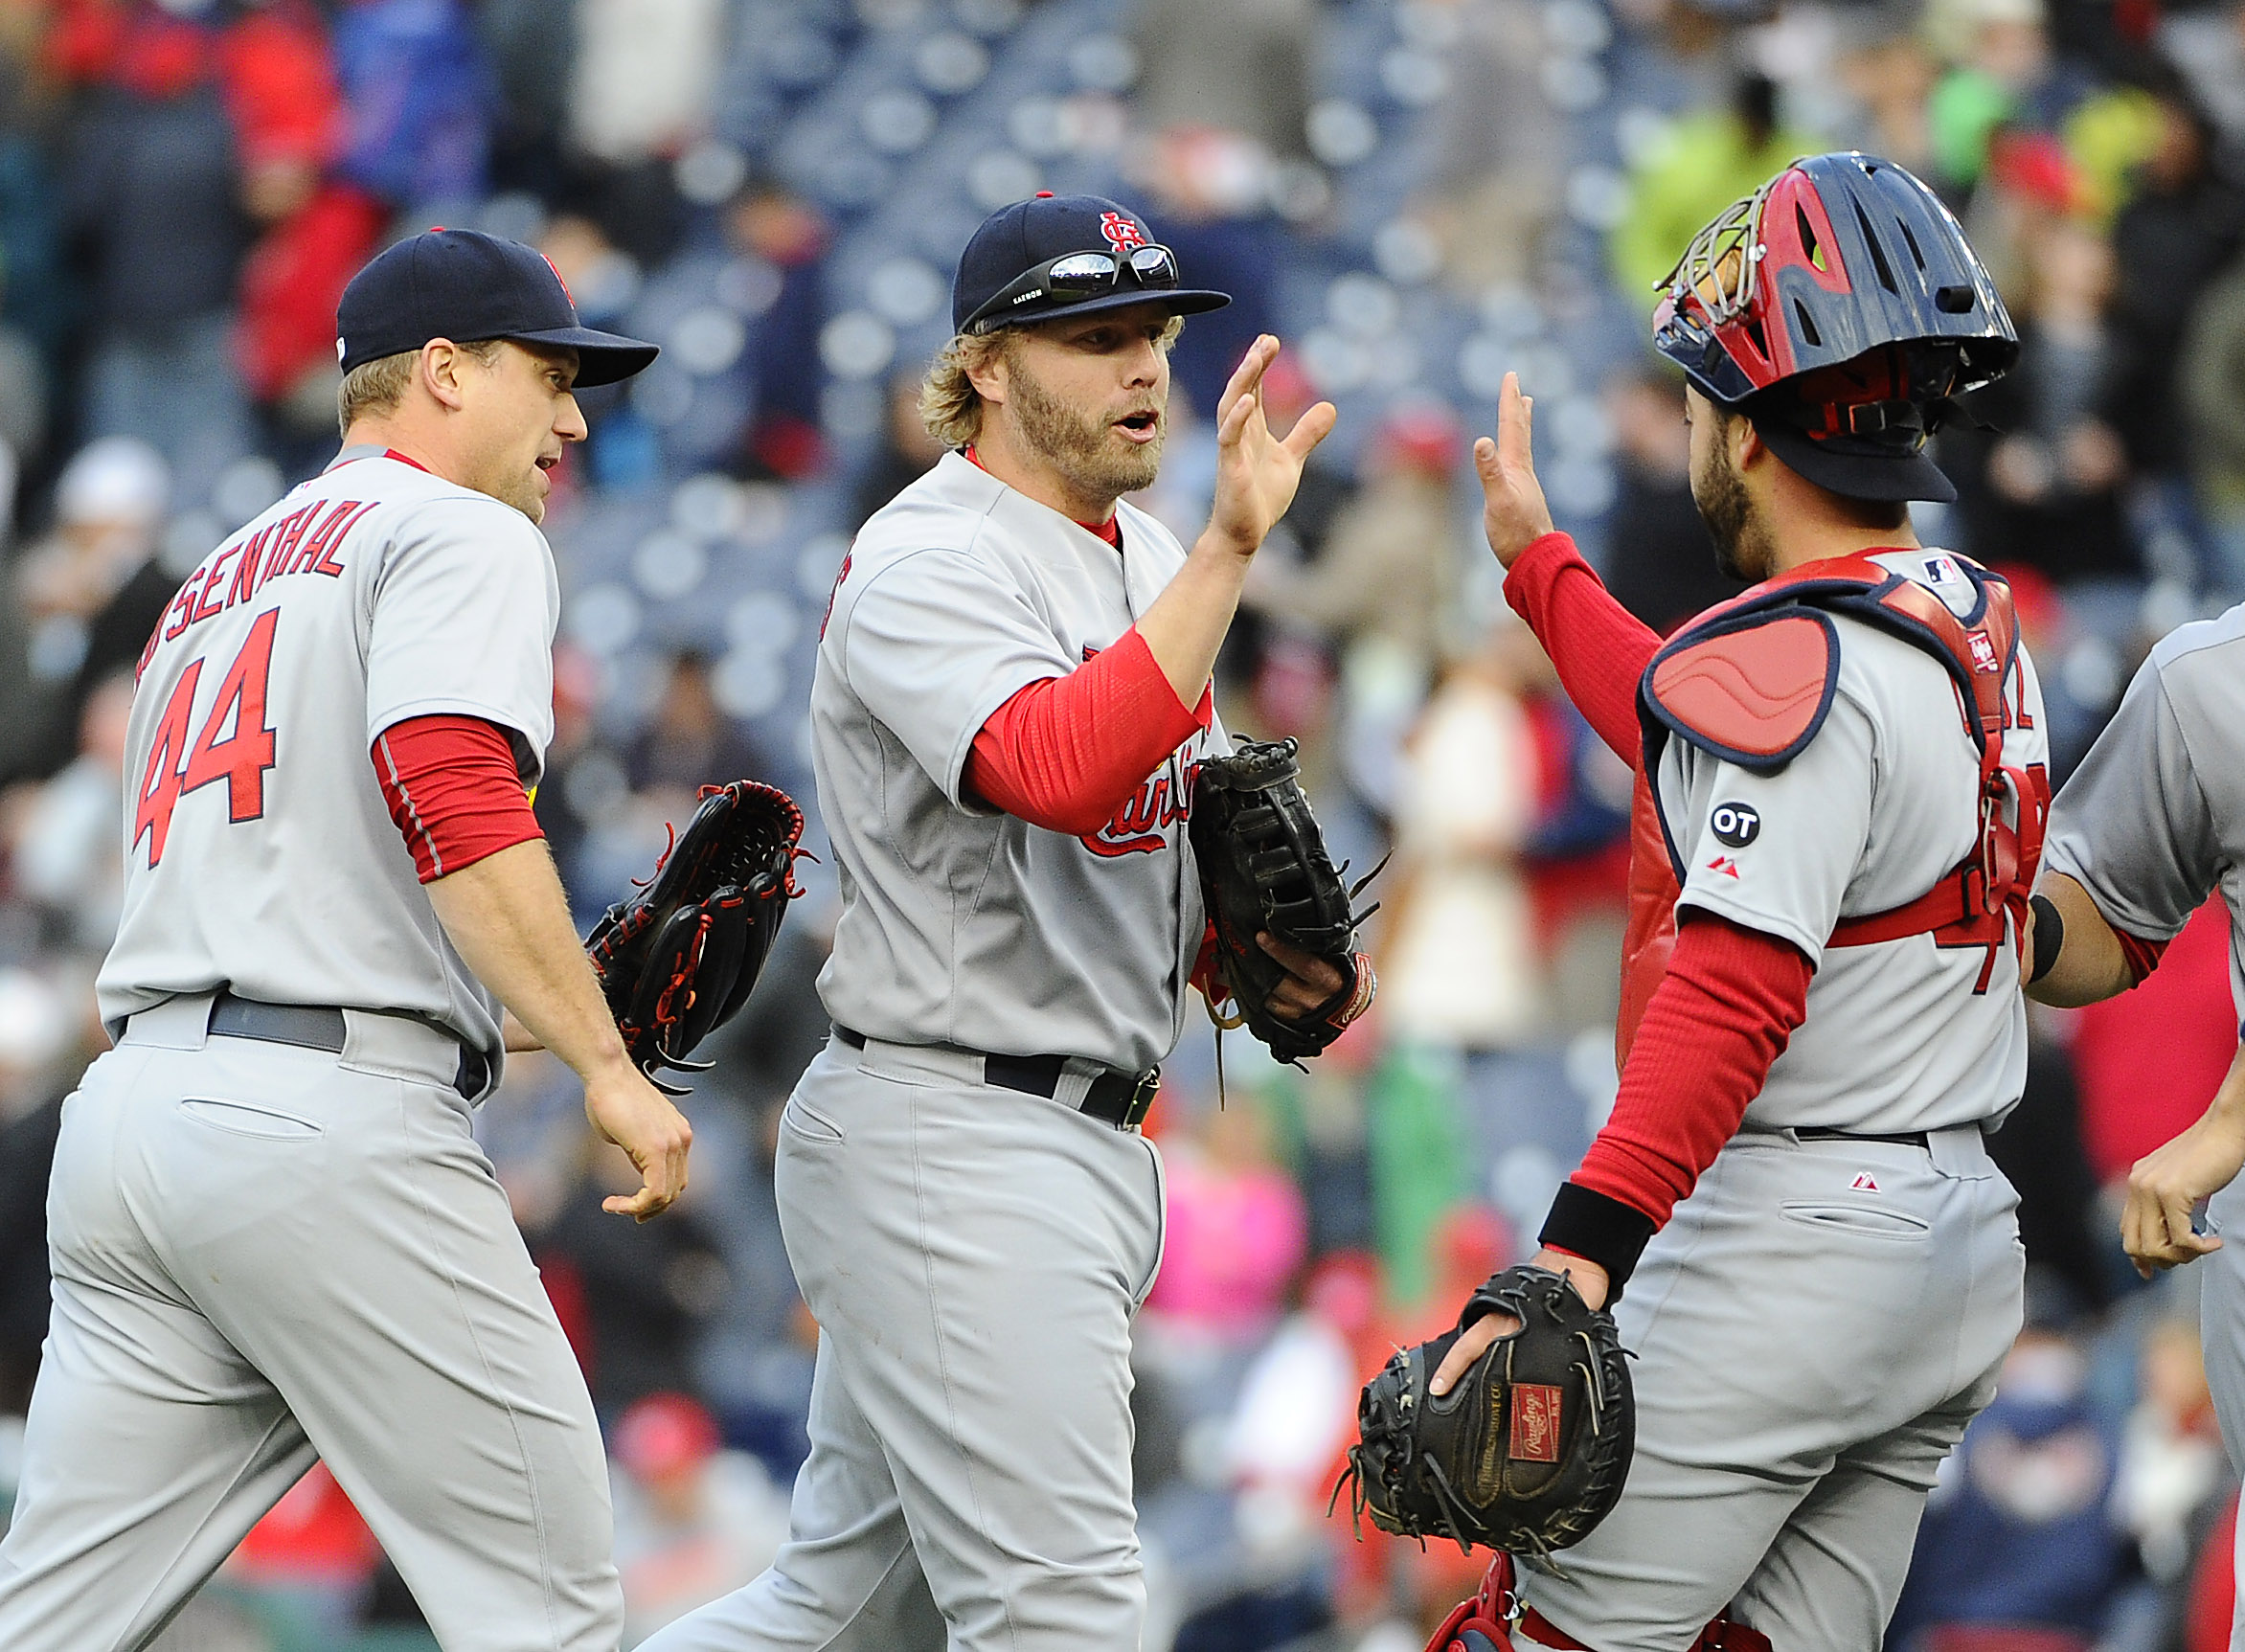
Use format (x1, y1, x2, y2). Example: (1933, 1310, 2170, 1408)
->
(585, 780, 805, 1092)
(1189, 737, 1380, 1062)
(1339, 1265, 1634, 1559)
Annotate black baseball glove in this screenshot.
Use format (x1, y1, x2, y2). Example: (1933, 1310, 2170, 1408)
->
(1339, 1265, 1634, 1558)
(1189, 736, 1379, 1062)
(585, 780, 805, 1092)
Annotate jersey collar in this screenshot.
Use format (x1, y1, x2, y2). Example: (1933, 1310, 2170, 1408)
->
(327, 444, 432, 474)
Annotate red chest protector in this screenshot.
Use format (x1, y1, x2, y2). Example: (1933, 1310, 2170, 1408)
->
(1614, 551, 2050, 1067)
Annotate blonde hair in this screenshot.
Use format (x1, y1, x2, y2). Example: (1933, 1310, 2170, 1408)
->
(338, 338, 505, 437)
(917, 313, 1185, 449)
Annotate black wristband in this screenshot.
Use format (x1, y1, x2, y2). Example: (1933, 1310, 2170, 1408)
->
(2029, 892, 2064, 984)
(1538, 1181, 1658, 1299)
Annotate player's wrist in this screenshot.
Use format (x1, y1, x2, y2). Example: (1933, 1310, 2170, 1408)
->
(1538, 1181, 1656, 1300)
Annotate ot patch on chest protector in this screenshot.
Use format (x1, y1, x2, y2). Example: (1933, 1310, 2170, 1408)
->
(1644, 610, 1839, 773)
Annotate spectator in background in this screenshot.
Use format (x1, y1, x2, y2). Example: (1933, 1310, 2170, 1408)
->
(7, 669, 133, 951)
(528, 1122, 732, 1419)
(850, 367, 947, 529)
(2113, 1318, 2228, 1598)
(1924, 0, 2072, 194)
(1127, 0, 1312, 164)
(1890, 1319, 2124, 1649)
(1950, 213, 2143, 599)
(1599, 366, 1740, 633)
(1375, 619, 1545, 1058)
(724, 177, 828, 482)
(608, 1392, 789, 1646)
(1402, 0, 1566, 294)
(51, 0, 331, 504)
(562, 0, 720, 261)
(0, 967, 74, 1417)
(332, 0, 491, 219)
(1143, 1095, 1310, 1350)
(2104, 79, 2245, 523)
(1610, 74, 1814, 305)
(1836, 32, 1943, 179)
(1131, 127, 1281, 420)
(627, 649, 766, 799)
(1245, 402, 1464, 809)
(0, 435, 170, 788)
(2182, 241, 2245, 597)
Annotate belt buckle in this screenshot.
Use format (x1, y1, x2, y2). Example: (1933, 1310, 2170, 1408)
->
(1121, 1069, 1160, 1131)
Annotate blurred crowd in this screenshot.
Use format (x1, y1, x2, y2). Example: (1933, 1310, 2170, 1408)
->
(0, 0, 2237, 1645)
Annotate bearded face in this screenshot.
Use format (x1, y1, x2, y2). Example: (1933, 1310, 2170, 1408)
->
(983, 309, 1173, 508)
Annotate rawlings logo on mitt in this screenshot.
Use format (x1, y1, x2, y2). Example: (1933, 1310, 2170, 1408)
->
(1188, 736, 1380, 1063)
(585, 780, 805, 1092)
(1339, 1265, 1634, 1559)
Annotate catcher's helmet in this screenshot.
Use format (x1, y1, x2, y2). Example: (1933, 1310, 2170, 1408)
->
(1652, 152, 2017, 502)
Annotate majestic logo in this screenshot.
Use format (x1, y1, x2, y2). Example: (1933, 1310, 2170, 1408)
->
(1707, 855, 1742, 879)
(1710, 802, 1759, 849)
(1851, 1171, 1881, 1192)
(1099, 212, 1147, 253)
(1508, 1383, 1562, 1463)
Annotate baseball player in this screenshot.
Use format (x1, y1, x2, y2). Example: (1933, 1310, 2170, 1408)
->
(0, 229, 689, 1651)
(1426, 154, 2047, 1651)
(639, 192, 1358, 1652)
(2027, 569, 2245, 1647)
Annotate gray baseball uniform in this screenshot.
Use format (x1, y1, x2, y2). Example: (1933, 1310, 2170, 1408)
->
(1518, 554, 2044, 1652)
(642, 452, 1225, 1652)
(2041, 605, 2245, 1650)
(0, 449, 623, 1651)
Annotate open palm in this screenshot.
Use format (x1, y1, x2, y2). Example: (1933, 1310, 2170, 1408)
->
(1207, 335, 1337, 555)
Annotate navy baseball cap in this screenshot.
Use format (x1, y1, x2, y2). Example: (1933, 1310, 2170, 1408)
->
(337, 229, 659, 388)
(951, 193, 1232, 335)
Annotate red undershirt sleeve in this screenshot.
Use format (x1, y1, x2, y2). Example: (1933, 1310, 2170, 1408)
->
(1539, 910, 1814, 1291)
(372, 713, 545, 884)
(2116, 930, 2169, 984)
(964, 626, 1212, 836)
(1503, 531, 1663, 765)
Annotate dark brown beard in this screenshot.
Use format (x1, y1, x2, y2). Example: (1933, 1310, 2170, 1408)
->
(1694, 437, 1770, 582)
(1003, 348, 1166, 503)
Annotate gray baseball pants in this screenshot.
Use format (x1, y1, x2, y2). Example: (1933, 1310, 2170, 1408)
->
(1519, 1123, 2023, 1652)
(639, 1033, 1166, 1652)
(2194, 1181, 2245, 1651)
(0, 992, 623, 1651)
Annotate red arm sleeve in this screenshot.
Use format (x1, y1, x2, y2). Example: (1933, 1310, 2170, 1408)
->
(964, 627, 1212, 835)
(1539, 911, 1813, 1286)
(2117, 930, 2170, 984)
(372, 713, 544, 884)
(1503, 532, 1663, 765)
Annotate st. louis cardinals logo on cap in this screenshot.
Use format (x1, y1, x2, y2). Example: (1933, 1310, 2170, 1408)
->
(1100, 212, 1148, 253)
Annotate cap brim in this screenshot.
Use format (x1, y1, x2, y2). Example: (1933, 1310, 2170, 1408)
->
(975, 287, 1233, 332)
(508, 324, 661, 388)
(1754, 417, 1959, 505)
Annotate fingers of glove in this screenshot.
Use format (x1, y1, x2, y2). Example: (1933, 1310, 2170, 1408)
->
(1430, 1310, 1516, 1396)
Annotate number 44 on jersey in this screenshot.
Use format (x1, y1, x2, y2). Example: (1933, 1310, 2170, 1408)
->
(133, 610, 281, 867)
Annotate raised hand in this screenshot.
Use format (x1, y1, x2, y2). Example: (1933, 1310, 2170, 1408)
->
(1473, 371, 1556, 569)
(1205, 335, 1338, 557)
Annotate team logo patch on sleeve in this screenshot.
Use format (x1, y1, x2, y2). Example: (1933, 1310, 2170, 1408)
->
(1508, 1383, 1563, 1462)
(1711, 802, 1760, 848)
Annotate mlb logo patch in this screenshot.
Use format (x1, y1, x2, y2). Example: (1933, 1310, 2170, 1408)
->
(1922, 555, 1959, 584)
(1509, 1383, 1563, 1462)
(1967, 631, 1999, 672)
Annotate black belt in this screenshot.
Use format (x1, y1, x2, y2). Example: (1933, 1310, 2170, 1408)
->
(832, 1026, 1157, 1131)
(1795, 1126, 1931, 1149)
(209, 991, 489, 1101)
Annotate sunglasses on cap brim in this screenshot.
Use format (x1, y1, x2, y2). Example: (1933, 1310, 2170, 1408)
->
(965, 244, 1183, 333)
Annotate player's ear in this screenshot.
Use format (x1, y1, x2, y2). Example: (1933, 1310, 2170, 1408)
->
(420, 339, 470, 413)
(1730, 406, 1765, 472)
(963, 336, 1009, 407)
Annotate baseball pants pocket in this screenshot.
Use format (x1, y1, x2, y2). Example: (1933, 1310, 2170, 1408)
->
(176, 1096, 326, 1140)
